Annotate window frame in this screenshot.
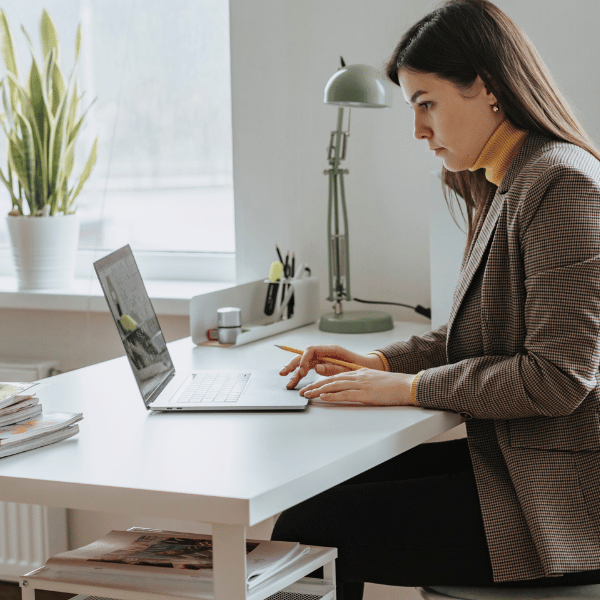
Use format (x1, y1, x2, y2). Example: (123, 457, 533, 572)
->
(0, 247, 236, 283)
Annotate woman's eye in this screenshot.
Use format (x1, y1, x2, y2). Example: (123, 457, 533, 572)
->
(418, 101, 432, 110)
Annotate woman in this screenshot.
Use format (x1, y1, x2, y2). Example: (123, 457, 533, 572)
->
(271, 1, 600, 599)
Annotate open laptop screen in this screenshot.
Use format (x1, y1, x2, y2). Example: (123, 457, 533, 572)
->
(94, 245, 173, 406)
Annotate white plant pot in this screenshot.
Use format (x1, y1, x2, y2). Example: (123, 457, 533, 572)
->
(7, 214, 80, 291)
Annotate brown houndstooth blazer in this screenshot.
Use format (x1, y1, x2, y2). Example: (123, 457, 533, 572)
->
(377, 133, 600, 583)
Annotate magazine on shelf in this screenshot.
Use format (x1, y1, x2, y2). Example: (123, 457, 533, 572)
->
(0, 425, 80, 458)
(0, 412, 83, 445)
(0, 382, 38, 410)
(0, 403, 42, 428)
(42, 529, 310, 589)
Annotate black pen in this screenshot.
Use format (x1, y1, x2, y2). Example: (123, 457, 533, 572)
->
(276, 245, 284, 265)
(288, 253, 295, 318)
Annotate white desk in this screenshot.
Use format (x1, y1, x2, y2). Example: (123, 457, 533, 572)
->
(1, 321, 461, 599)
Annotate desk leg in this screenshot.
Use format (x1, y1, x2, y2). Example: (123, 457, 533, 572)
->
(323, 559, 337, 599)
(213, 523, 247, 600)
(20, 583, 35, 600)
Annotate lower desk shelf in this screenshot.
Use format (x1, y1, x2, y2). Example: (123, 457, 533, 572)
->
(20, 545, 337, 600)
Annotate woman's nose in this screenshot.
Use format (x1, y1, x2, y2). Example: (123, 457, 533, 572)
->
(414, 115, 431, 140)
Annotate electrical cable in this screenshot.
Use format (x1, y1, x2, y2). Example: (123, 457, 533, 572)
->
(352, 297, 431, 319)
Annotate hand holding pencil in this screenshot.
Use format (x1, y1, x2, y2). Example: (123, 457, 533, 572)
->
(277, 343, 418, 406)
(277, 343, 384, 390)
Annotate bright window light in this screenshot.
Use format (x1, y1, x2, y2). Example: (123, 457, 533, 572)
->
(0, 0, 234, 254)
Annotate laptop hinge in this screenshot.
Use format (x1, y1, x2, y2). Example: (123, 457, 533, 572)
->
(145, 370, 177, 409)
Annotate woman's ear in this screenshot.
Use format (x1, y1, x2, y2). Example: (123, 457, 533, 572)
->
(472, 75, 496, 105)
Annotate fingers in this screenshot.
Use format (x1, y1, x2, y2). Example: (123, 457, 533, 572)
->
(301, 378, 367, 404)
(286, 367, 305, 390)
(317, 389, 366, 403)
(315, 363, 347, 376)
(279, 345, 353, 390)
(299, 371, 361, 397)
(279, 356, 300, 377)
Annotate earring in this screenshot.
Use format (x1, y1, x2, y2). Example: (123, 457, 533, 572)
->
(492, 103, 499, 112)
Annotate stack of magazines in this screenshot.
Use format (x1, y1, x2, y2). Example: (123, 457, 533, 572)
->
(36, 528, 310, 590)
(0, 382, 83, 458)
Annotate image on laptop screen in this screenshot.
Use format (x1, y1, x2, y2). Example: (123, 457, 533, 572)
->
(95, 246, 173, 404)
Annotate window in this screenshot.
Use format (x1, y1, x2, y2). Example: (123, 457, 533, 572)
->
(0, 0, 234, 261)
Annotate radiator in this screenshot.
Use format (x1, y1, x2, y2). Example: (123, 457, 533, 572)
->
(0, 357, 67, 581)
(0, 503, 68, 580)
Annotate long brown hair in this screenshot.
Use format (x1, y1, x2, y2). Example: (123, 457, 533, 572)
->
(385, 0, 600, 252)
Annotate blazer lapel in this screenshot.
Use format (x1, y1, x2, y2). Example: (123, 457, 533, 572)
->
(445, 133, 549, 340)
(447, 189, 504, 336)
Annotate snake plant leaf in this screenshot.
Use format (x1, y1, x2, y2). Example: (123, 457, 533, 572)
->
(0, 164, 20, 212)
(68, 137, 97, 209)
(44, 48, 55, 103)
(75, 24, 81, 62)
(8, 129, 31, 209)
(1, 79, 14, 130)
(54, 134, 76, 209)
(40, 10, 60, 63)
(50, 58, 65, 116)
(0, 11, 19, 107)
(66, 80, 79, 142)
(20, 25, 35, 57)
(17, 113, 37, 210)
(48, 72, 74, 193)
(28, 56, 46, 141)
(8, 136, 27, 198)
(68, 98, 95, 145)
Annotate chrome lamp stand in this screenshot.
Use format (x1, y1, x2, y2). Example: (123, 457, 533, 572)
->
(318, 106, 393, 334)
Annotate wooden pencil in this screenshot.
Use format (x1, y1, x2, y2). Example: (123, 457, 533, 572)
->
(275, 344, 364, 371)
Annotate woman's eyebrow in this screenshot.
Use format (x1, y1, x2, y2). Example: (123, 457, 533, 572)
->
(410, 90, 428, 103)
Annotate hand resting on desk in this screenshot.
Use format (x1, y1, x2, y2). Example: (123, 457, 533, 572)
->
(279, 344, 417, 406)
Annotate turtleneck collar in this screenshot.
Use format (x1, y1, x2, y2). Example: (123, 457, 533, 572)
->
(469, 119, 528, 186)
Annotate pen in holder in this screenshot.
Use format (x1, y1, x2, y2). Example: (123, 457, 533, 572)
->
(272, 262, 306, 322)
(273, 279, 293, 322)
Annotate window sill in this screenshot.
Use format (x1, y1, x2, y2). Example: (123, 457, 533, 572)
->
(0, 276, 234, 316)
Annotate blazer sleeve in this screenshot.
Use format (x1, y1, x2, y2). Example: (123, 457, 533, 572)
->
(415, 161, 600, 419)
(375, 323, 448, 374)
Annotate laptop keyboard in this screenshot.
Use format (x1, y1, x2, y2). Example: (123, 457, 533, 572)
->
(176, 373, 251, 403)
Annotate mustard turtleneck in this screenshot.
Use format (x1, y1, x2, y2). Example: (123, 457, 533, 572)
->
(469, 119, 528, 186)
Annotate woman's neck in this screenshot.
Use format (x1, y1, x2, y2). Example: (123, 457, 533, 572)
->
(469, 119, 528, 186)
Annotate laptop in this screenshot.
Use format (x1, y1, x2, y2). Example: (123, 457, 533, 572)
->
(94, 245, 309, 411)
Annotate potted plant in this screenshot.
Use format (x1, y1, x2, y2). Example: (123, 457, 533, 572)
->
(0, 9, 98, 290)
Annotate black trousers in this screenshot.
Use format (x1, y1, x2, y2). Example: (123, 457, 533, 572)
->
(271, 438, 600, 600)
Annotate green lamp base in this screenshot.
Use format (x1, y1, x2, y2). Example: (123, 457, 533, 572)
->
(319, 310, 394, 334)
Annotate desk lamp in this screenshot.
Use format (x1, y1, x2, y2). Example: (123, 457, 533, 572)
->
(319, 59, 394, 333)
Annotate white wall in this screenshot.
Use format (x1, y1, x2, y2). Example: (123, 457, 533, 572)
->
(3, 2, 600, 598)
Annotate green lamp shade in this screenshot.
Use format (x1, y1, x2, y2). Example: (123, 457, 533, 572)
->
(324, 64, 393, 108)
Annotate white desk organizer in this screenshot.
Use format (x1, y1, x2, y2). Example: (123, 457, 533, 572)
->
(190, 277, 320, 347)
